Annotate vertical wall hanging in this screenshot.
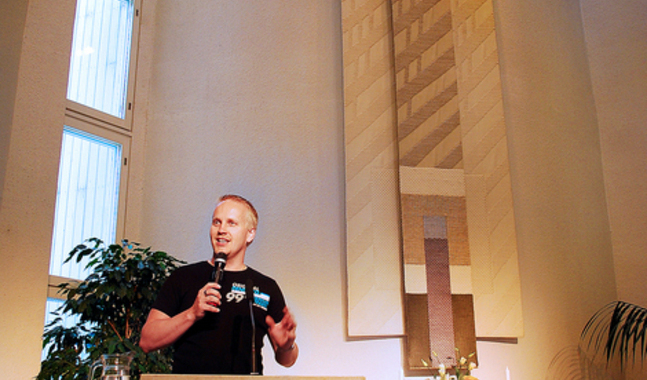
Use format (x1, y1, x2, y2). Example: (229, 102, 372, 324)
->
(342, 0, 523, 372)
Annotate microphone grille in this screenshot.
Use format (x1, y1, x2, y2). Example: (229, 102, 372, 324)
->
(214, 252, 227, 265)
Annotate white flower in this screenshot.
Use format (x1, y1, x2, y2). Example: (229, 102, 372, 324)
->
(459, 356, 467, 365)
(468, 362, 477, 371)
(438, 363, 446, 375)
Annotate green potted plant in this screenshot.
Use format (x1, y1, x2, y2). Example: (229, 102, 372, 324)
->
(38, 238, 184, 379)
(581, 300, 647, 371)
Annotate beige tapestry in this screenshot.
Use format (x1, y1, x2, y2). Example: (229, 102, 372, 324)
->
(342, 0, 524, 351)
(342, 0, 523, 339)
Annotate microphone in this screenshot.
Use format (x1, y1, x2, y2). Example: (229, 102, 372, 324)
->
(212, 252, 227, 284)
(246, 279, 258, 375)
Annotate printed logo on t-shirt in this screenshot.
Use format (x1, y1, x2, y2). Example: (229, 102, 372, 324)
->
(226, 283, 246, 303)
(227, 282, 270, 311)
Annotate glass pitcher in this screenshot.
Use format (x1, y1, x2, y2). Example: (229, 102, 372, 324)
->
(89, 353, 133, 380)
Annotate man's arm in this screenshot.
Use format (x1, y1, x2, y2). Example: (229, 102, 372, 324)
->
(266, 306, 298, 367)
(140, 282, 222, 353)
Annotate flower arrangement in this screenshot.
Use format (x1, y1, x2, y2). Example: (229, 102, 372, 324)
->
(421, 348, 478, 380)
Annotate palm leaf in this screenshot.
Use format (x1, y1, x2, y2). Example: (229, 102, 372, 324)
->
(581, 301, 647, 370)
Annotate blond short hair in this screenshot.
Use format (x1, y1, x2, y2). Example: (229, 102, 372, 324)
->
(218, 194, 258, 230)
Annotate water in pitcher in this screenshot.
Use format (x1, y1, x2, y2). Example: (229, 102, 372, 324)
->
(89, 353, 133, 380)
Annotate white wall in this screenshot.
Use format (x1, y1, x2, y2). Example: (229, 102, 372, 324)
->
(0, 0, 27, 196)
(580, 0, 647, 307)
(133, 1, 403, 378)
(1, 0, 646, 379)
(0, 1, 76, 379)
(489, 0, 645, 378)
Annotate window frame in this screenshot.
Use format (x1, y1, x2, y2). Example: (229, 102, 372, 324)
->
(47, 0, 141, 301)
(65, 0, 142, 132)
(47, 115, 132, 300)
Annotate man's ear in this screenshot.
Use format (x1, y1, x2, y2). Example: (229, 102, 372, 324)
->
(246, 228, 256, 245)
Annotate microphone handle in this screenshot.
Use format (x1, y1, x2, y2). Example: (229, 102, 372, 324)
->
(213, 265, 225, 284)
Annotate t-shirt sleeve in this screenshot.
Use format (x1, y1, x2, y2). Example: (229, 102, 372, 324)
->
(267, 279, 287, 324)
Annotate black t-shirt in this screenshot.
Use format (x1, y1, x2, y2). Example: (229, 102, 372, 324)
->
(152, 261, 286, 374)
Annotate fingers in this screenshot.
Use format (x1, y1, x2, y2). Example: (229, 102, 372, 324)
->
(266, 306, 297, 351)
(266, 307, 297, 330)
(266, 314, 277, 329)
(280, 306, 297, 331)
(196, 283, 222, 316)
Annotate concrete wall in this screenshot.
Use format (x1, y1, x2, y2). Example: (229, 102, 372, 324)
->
(0, 1, 76, 379)
(490, 0, 617, 378)
(0, 0, 28, 199)
(580, 0, 647, 307)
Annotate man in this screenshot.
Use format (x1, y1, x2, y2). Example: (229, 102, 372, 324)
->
(140, 195, 298, 374)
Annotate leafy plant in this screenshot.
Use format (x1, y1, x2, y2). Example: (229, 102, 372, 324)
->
(581, 300, 647, 370)
(38, 238, 185, 379)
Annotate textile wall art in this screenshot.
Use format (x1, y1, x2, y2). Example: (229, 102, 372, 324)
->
(342, 0, 524, 373)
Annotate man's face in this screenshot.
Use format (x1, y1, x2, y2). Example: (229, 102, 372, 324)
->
(210, 200, 256, 261)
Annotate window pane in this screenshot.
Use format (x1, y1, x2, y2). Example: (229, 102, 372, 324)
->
(49, 127, 122, 280)
(67, 0, 134, 119)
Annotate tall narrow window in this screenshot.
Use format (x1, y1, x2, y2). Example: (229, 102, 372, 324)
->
(47, 0, 139, 325)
